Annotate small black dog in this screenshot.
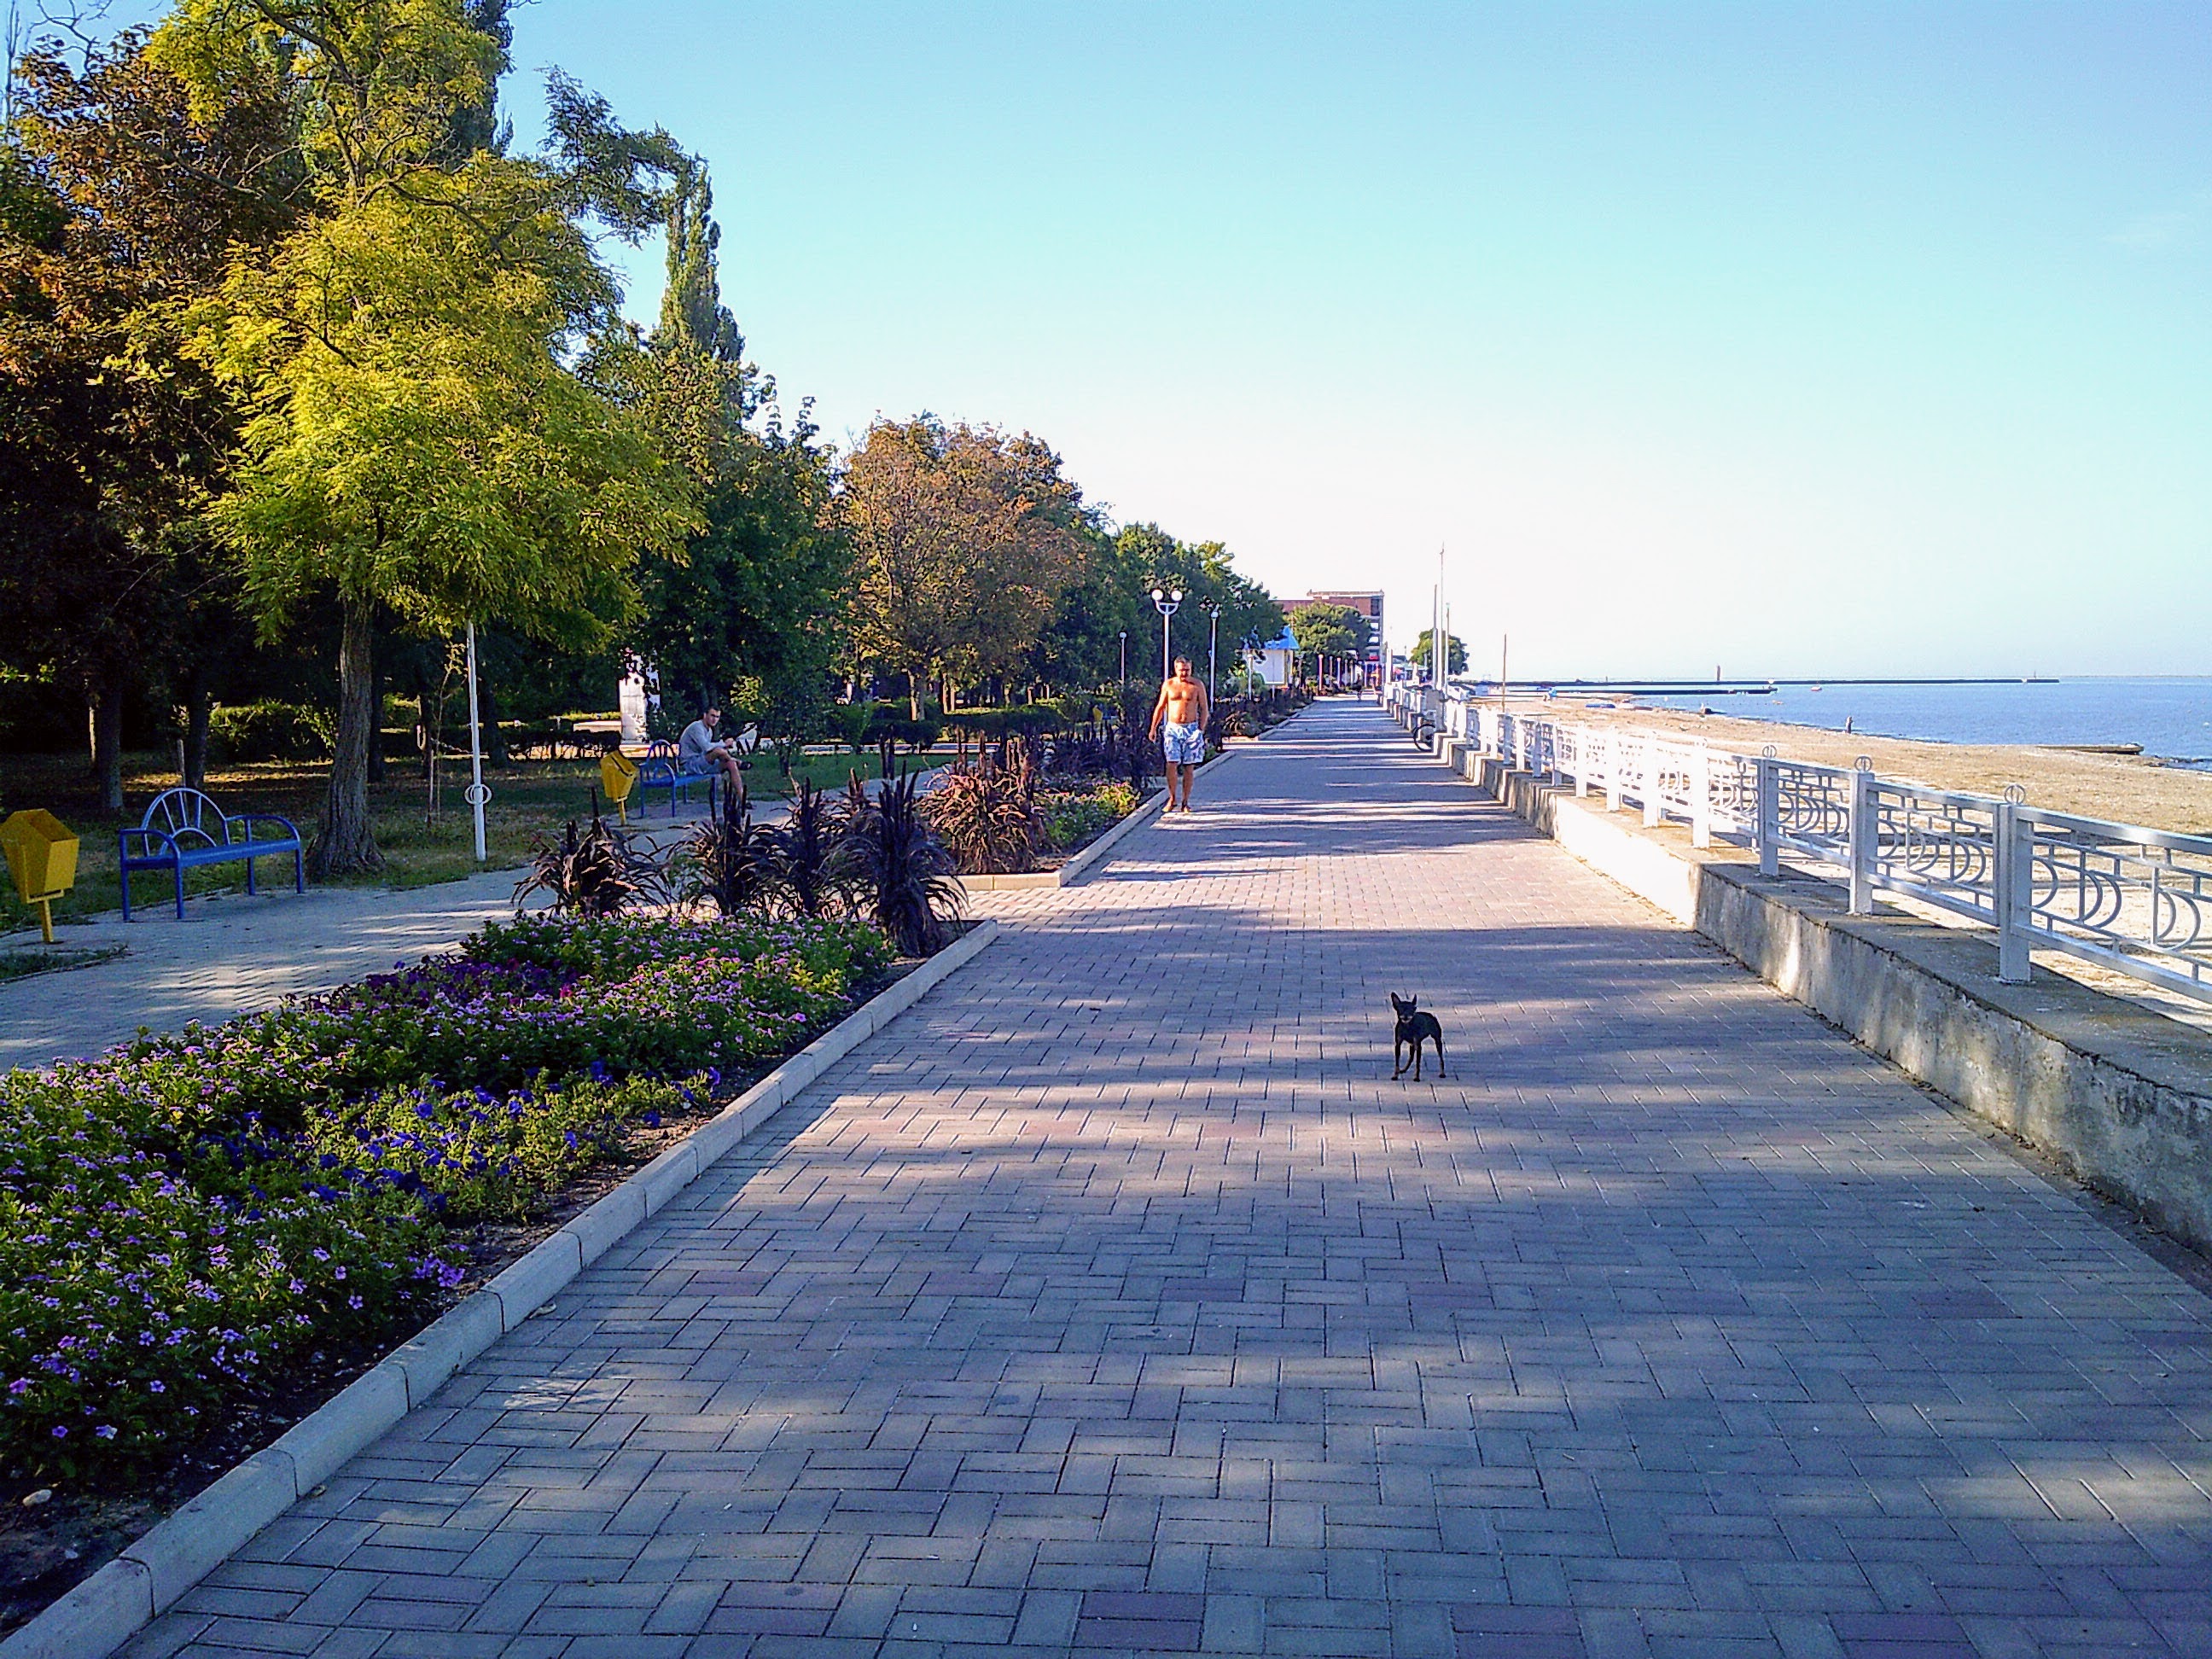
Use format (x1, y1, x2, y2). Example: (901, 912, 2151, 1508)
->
(1389, 992, 1447, 1081)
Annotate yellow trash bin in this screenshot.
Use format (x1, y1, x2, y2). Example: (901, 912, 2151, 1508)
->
(599, 750, 641, 823)
(1, 809, 79, 943)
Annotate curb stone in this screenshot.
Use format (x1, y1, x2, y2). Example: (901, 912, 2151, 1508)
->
(0, 917, 1001, 1659)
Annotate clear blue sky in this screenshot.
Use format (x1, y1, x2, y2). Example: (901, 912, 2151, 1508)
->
(98, 1, 2212, 675)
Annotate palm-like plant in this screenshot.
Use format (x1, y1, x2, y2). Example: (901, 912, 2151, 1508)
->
(680, 788, 783, 917)
(514, 816, 661, 915)
(775, 778, 852, 918)
(835, 767, 963, 956)
(923, 745, 1040, 875)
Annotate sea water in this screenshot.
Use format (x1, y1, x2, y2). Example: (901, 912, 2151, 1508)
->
(1630, 678, 2212, 765)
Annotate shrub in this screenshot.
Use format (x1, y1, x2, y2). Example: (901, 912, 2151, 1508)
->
(514, 816, 665, 915)
(837, 769, 963, 955)
(1039, 781, 1140, 852)
(777, 780, 853, 918)
(942, 705, 1066, 742)
(1050, 692, 1100, 728)
(828, 701, 873, 754)
(207, 699, 331, 763)
(678, 792, 783, 917)
(924, 756, 1039, 875)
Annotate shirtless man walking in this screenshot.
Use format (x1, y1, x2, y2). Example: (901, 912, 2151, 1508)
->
(1148, 656, 1211, 812)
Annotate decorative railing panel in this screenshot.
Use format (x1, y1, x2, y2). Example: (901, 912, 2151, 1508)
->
(1391, 684, 2212, 1007)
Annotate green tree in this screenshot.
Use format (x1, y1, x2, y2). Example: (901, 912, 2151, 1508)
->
(1411, 628, 1468, 676)
(841, 416, 1088, 715)
(159, 0, 696, 873)
(1029, 522, 1280, 694)
(0, 29, 297, 807)
(627, 166, 846, 725)
(1288, 601, 1361, 681)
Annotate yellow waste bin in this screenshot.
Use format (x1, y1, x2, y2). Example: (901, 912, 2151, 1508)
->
(1, 809, 79, 943)
(599, 750, 641, 823)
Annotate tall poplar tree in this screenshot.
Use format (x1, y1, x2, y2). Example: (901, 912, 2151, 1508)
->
(628, 166, 846, 725)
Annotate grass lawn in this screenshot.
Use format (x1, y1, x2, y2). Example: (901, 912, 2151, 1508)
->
(743, 748, 897, 802)
(0, 743, 946, 932)
(0, 748, 638, 931)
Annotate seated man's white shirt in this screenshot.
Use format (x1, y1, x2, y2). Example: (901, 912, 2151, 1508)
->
(678, 719, 719, 767)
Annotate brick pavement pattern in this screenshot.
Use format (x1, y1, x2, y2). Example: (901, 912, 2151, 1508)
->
(129, 701, 2212, 1658)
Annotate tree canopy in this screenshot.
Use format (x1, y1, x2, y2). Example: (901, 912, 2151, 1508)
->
(0, 0, 1292, 860)
(154, 0, 696, 870)
(1288, 602, 1362, 672)
(0, 27, 300, 805)
(626, 165, 846, 725)
(1412, 628, 1468, 676)
(841, 416, 1090, 713)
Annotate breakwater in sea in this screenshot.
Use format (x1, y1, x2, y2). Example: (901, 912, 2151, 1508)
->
(1615, 676, 2212, 762)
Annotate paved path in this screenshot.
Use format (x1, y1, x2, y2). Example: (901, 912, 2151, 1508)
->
(0, 868, 541, 1071)
(131, 702, 2212, 1658)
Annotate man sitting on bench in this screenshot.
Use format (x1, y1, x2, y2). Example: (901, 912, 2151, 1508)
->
(678, 707, 748, 799)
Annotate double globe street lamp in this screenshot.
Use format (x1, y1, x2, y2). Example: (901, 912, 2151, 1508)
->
(1150, 586, 1182, 681)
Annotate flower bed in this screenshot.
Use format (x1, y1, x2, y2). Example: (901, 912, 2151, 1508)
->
(0, 913, 891, 1485)
(1038, 780, 1142, 854)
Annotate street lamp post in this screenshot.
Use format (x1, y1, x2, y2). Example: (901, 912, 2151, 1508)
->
(1150, 586, 1181, 682)
(463, 620, 489, 863)
(1118, 631, 1126, 690)
(1201, 601, 1222, 706)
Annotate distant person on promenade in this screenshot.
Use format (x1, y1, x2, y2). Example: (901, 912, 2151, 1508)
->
(678, 706, 748, 798)
(1149, 656, 1211, 812)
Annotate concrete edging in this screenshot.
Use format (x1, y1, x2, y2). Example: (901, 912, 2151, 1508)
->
(955, 742, 1246, 893)
(0, 918, 1003, 1659)
(1444, 747, 2212, 1255)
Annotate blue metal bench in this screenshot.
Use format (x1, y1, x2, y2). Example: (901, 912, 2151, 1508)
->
(637, 741, 725, 818)
(119, 788, 304, 920)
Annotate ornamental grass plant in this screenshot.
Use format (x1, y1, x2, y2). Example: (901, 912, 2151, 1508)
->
(1, 911, 892, 1481)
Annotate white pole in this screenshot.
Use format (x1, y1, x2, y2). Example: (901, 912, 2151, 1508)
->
(464, 620, 487, 863)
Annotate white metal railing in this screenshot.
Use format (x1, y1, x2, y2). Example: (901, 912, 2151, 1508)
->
(1381, 684, 2212, 1006)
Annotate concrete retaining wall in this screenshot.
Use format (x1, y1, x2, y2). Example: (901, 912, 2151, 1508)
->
(1455, 753, 2212, 1254)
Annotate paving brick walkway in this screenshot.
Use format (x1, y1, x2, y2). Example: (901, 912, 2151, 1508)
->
(129, 701, 2212, 1658)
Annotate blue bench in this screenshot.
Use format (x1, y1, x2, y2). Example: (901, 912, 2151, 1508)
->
(637, 741, 726, 818)
(119, 788, 304, 921)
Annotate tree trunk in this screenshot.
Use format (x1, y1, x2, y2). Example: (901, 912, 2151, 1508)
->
(311, 596, 384, 877)
(89, 671, 126, 813)
(182, 673, 212, 795)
